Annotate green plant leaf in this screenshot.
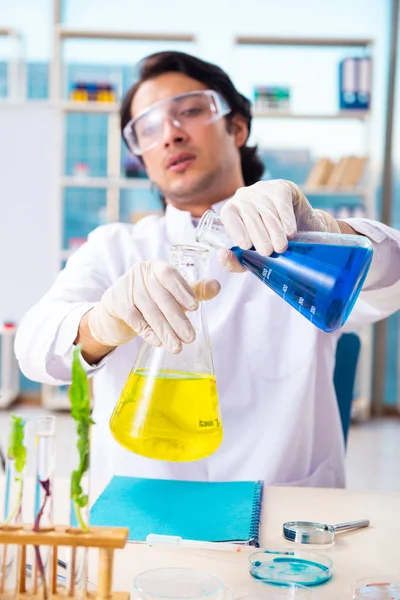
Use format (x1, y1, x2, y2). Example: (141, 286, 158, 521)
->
(8, 416, 27, 475)
(69, 345, 95, 530)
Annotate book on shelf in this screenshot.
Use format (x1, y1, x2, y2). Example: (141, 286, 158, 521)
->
(304, 158, 335, 188)
(326, 157, 350, 188)
(344, 156, 368, 187)
(305, 156, 367, 189)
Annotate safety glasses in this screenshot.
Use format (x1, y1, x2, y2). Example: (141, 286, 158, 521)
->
(123, 89, 231, 155)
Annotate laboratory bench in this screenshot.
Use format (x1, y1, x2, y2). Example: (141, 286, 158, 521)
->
(1, 478, 398, 598)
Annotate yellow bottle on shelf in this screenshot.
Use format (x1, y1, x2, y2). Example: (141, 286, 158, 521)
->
(109, 245, 223, 462)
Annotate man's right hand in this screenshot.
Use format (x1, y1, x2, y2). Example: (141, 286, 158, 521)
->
(85, 260, 220, 356)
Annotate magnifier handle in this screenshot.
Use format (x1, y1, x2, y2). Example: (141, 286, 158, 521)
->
(333, 519, 370, 533)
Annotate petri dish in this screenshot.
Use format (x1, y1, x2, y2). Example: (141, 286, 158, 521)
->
(249, 548, 333, 587)
(133, 567, 225, 600)
(352, 576, 400, 599)
(234, 581, 314, 599)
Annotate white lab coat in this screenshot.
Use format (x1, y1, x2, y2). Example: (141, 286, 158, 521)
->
(15, 203, 400, 487)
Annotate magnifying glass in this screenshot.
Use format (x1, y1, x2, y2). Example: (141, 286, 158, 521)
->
(283, 519, 370, 544)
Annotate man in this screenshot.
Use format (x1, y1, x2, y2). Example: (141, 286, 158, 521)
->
(15, 51, 400, 486)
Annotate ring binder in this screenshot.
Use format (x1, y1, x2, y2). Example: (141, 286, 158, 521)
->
(249, 481, 264, 547)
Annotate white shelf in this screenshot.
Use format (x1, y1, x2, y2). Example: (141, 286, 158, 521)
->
(56, 26, 195, 42)
(61, 176, 152, 189)
(235, 36, 373, 47)
(61, 101, 120, 113)
(0, 100, 120, 114)
(301, 186, 368, 196)
(253, 110, 370, 120)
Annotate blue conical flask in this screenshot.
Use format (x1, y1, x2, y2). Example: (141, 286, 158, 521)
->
(195, 210, 373, 333)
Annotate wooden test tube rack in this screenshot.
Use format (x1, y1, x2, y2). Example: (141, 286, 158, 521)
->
(0, 525, 130, 599)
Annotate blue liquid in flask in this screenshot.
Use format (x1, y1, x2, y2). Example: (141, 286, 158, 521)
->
(232, 238, 373, 333)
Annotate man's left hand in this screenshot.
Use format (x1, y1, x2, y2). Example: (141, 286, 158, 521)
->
(218, 179, 340, 273)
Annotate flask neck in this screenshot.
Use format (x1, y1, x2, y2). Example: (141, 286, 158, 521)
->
(170, 244, 209, 286)
(195, 210, 235, 250)
(169, 244, 214, 375)
(196, 210, 374, 253)
(170, 243, 208, 334)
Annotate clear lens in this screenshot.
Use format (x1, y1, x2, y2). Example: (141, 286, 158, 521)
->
(124, 90, 231, 155)
(290, 524, 328, 536)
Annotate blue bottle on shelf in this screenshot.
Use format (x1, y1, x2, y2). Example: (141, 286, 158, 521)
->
(195, 211, 373, 333)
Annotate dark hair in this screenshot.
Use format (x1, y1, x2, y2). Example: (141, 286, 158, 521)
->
(120, 51, 264, 186)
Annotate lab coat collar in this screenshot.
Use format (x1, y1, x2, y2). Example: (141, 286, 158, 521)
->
(165, 198, 230, 246)
(210, 198, 228, 215)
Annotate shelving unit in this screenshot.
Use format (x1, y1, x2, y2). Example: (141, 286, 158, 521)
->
(50, 24, 196, 100)
(41, 0, 196, 409)
(50, 9, 196, 235)
(235, 34, 375, 419)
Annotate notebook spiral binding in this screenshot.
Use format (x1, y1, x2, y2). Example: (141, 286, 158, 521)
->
(249, 480, 264, 547)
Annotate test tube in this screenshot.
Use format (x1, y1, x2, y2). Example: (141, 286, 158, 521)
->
(0, 415, 27, 595)
(67, 429, 92, 598)
(32, 415, 56, 598)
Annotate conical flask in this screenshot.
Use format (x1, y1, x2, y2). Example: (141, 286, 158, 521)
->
(196, 210, 373, 333)
(109, 244, 223, 462)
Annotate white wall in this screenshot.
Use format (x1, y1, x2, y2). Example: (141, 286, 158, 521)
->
(0, 0, 391, 161)
(0, 104, 60, 322)
(0, 0, 52, 60)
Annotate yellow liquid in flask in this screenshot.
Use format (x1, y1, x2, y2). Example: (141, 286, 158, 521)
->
(110, 369, 223, 461)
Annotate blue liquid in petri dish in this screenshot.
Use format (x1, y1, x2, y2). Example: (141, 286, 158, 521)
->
(250, 556, 331, 586)
(232, 241, 373, 333)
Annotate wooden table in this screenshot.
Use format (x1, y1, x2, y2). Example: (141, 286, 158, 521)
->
(7, 479, 400, 598)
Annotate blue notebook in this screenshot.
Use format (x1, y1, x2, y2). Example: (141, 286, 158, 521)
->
(90, 476, 264, 546)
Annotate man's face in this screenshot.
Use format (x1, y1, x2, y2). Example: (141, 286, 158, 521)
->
(130, 72, 245, 206)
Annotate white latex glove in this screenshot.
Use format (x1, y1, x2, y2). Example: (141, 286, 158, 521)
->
(218, 179, 340, 272)
(88, 260, 220, 354)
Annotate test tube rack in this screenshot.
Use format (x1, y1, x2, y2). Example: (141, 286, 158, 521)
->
(0, 524, 130, 599)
